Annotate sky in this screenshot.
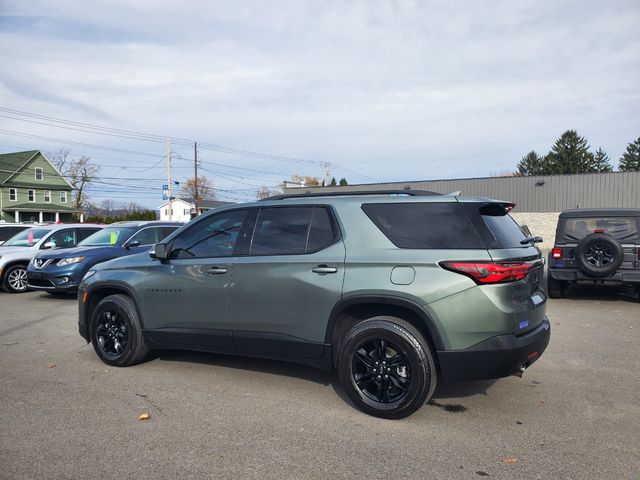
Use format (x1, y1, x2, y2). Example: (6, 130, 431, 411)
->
(0, 0, 639, 208)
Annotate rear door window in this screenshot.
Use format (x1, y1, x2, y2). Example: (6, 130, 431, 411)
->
(250, 207, 313, 255)
(362, 202, 484, 249)
(558, 217, 640, 242)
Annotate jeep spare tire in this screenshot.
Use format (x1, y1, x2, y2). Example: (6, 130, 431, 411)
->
(576, 233, 623, 278)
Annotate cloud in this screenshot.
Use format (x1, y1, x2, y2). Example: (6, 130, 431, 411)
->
(0, 0, 638, 204)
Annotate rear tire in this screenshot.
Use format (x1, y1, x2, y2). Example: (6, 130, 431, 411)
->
(337, 316, 436, 419)
(547, 275, 565, 299)
(90, 294, 149, 367)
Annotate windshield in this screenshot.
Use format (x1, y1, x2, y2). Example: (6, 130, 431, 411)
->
(557, 217, 640, 243)
(2, 228, 51, 247)
(78, 227, 137, 247)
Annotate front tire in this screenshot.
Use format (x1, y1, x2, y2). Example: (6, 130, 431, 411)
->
(2, 264, 29, 293)
(90, 294, 149, 367)
(337, 316, 436, 419)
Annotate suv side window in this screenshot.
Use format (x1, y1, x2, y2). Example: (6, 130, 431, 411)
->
(78, 228, 101, 242)
(128, 227, 158, 246)
(307, 207, 337, 252)
(47, 229, 77, 248)
(171, 210, 247, 259)
(362, 202, 485, 249)
(250, 207, 313, 255)
(159, 226, 180, 241)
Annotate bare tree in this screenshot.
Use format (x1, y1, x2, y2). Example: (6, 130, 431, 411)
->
(256, 185, 283, 200)
(180, 176, 215, 200)
(47, 149, 100, 210)
(99, 199, 119, 217)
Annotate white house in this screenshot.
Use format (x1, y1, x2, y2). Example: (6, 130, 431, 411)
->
(157, 198, 234, 222)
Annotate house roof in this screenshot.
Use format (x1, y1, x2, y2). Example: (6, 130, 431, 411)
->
(4, 202, 80, 212)
(0, 150, 74, 189)
(0, 150, 38, 184)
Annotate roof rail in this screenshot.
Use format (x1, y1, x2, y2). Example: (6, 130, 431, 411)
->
(263, 189, 443, 201)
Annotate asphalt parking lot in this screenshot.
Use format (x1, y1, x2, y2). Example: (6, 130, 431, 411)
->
(1, 286, 638, 480)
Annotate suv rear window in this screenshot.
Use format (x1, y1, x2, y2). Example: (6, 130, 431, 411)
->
(478, 204, 528, 248)
(557, 217, 640, 243)
(362, 202, 484, 249)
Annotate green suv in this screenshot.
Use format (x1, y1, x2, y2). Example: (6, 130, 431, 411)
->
(77, 191, 550, 418)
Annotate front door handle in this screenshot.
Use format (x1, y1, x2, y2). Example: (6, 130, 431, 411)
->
(312, 265, 338, 274)
(207, 267, 228, 275)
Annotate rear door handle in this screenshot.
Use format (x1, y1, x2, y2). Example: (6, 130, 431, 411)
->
(207, 267, 228, 275)
(312, 265, 338, 274)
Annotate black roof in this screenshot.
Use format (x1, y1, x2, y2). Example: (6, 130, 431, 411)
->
(559, 208, 640, 218)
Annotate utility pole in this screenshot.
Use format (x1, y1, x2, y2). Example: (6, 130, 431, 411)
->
(320, 161, 331, 186)
(194, 142, 199, 218)
(167, 138, 173, 222)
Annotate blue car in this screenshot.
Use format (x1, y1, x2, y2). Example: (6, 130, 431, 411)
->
(27, 221, 182, 294)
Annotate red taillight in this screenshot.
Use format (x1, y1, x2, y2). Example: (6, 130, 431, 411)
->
(594, 229, 605, 233)
(552, 248, 563, 259)
(441, 261, 538, 284)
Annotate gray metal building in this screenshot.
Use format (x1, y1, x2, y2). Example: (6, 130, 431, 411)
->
(283, 171, 640, 212)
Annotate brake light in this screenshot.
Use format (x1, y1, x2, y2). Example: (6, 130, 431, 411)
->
(552, 248, 563, 259)
(441, 261, 538, 284)
(594, 229, 604, 233)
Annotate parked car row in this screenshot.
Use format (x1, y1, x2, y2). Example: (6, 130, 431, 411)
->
(0, 221, 182, 293)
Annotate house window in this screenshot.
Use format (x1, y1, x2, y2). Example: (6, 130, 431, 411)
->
(184, 209, 190, 215)
(28, 190, 36, 202)
(60, 191, 67, 203)
(9, 188, 17, 201)
(35, 167, 44, 181)
(44, 191, 51, 203)
(165, 209, 168, 215)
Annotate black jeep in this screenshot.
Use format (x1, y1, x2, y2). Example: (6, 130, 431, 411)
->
(547, 208, 640, 299)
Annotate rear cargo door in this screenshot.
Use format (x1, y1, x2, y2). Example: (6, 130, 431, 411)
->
(465, 203, 547, 335)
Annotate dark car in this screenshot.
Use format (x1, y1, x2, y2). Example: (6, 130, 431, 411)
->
(27, 221, 182, 294)
(77, 190, 549, 419)
(547, 208, 640, 299)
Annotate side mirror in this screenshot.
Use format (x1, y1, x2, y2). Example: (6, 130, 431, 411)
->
(150, 243, 169, 261)
(43, 241, 56, 249)
(124, 240, 141, 249)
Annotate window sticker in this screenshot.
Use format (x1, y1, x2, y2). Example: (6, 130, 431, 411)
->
(28, 232, 34, 245)
(110, 231, 118, 245)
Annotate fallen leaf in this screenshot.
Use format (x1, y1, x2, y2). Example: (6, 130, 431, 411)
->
(516, 421, 523, 425)
(48, 364, 56, 368)
(476, 471, 489, 477)
(138, 412, 151, 421)
(502, 457, 518, 465)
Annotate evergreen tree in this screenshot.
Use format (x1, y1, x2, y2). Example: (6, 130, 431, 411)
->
(339, 178, 348, 186)
(516, 151, 547, 176)
(329, 177, 337, 186)
(545, 130, 594, 174)
(619, 137, 640, 171)
(591, 147, 613, 172)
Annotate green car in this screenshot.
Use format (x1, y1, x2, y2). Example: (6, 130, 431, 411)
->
(78, 190, 550, 418)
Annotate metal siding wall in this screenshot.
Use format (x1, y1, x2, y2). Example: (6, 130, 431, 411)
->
(285, 172, 640, 212)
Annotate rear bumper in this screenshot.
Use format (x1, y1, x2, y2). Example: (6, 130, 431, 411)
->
(549, 269, 640, 284)
(437, 317, 550, 383)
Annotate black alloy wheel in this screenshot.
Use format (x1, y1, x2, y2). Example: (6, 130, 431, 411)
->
(337, 316, 436, 419)
(90, 294, 149, 367)
(576, 233, 623, 278)
(95, 310, 128, 359)
(352, 338, 411, 405)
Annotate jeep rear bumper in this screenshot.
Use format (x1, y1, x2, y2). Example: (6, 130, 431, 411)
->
(549, 269, 640, 284)
(437, 317, 550, 383)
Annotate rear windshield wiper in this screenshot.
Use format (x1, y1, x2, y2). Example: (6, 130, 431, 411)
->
(520, 236, 543, 245)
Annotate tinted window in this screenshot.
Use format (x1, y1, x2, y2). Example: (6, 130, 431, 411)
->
(77, 228, 101, 242)
(171, 210, 247, 259)
(362, 203, 484, 249)
(159, 226, 180, 240)
(479, 204, 528, 248)
(307, 207, 336, 252)
(128, 227, 158, 246)
(3, 228, 51, 247)
(250, 207, 313, 255)
(557, 216, 640, 242)
(0, 227, 27, 242)
(47, 229, 77, 248)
